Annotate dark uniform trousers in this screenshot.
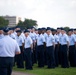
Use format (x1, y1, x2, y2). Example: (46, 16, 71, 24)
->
(69, 45, 76, 67)
(60, 45, 69, 68)
(0, 57, 14, 75)
(74, 46, 76, 67)
(58, 44, 61, 64)
(33, 45, 37, 64)
(54, 44, 59, 67)
(32, 44, 37, 65)
(16, 46, 24, 68)
(46, 46, 55, 68)
(37, 45, 44, 67)
(24, 48, 33, 70)
(44, 46, 47, 65)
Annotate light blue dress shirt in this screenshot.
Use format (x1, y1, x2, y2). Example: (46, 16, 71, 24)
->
(54, 34, 59, 44)
(24, 36, 33, 49)
(68, 34, 76, 46)
(46, 34, 55, 47)
(0, 34, 4, 39)
(0, 35, 20, 57)
(15, 35, 24, 46)
(60, 33, 69, 45)
(36, 34, 45, 46)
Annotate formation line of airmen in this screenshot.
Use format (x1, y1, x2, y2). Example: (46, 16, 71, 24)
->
(0, 26, 76, 75)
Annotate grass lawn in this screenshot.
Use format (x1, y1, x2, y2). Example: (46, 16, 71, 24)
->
(13, 64, 76, 75)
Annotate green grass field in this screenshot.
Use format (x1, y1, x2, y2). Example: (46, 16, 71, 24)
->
(13, 64, 76, 75)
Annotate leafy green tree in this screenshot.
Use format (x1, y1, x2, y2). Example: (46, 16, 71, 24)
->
(17, 20, 25, 28)
(17, 18, 38, 28)
(23, 18, 38, 28)
(64, 27, 70, 32)
(0, 17, 9, 28)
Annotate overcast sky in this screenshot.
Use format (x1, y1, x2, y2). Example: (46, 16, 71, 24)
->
(0, 0, 76, 28)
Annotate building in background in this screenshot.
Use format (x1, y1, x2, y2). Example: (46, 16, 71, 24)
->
(1, 15, 21, 27)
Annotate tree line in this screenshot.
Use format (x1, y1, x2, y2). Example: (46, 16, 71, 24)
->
(0, 16, 38, 28)
(0, 16, 70, 32)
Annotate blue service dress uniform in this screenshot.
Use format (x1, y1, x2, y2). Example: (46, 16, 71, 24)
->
(73, 33, 76, 66)
(24, 35, 33, 70)
(46, 33, 55, 68)
(54, 34, 59, 67)
(57, 32, 62, 65)
(68, 34, 76, 67)
(42, 32, 48, 65)
(60, 33, 69, 68)
(15, 34, 24, 68)
(0, 35, 20, 75)
(36, 34, 45, 67)
(29, 32, 37, 64)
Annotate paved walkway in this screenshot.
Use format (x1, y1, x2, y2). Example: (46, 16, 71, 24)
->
(12, 71, 34, 75)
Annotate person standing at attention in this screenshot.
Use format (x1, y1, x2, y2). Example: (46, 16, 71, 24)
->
(36, 28, 45, 68)
(46, 28, 55, 69)
(24, 29, 33, 70)
(60, 28, 69, 68)
(15, 30, 24, 68)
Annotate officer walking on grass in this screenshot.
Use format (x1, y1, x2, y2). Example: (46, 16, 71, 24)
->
(0, 27, 20, 75)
